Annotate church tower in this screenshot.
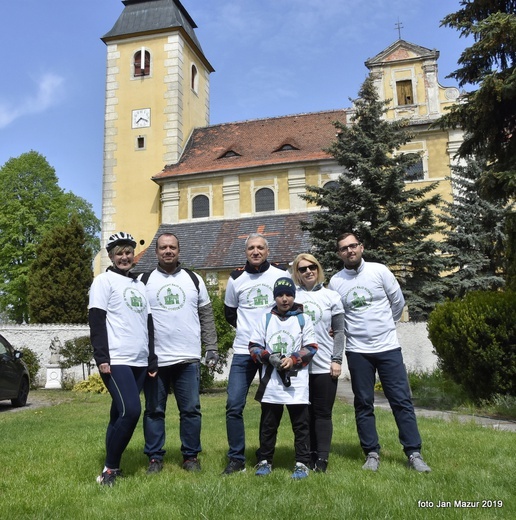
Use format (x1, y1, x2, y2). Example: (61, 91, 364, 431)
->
(99, 0, 213, 271)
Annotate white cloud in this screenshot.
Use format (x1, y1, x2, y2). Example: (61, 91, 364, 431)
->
(0, 73, 65, 128)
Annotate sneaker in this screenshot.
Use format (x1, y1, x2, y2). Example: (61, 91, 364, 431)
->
(408, 452, 431, 473)
(147, 458, 163, 474)
(222, 459, 246, 475)
(96, 468, 121, 487)
(362, 452, 380, 471)
(314, 458, 328, 473)
(182, 458, 201, 472)
(254, 460, 272, 476)
(291, 462, 310, 480)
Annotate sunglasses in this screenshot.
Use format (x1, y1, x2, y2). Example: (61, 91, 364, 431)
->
(298, 264, 318, 274)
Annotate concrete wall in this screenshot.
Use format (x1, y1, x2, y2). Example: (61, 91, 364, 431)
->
(1, 321, 438, 387)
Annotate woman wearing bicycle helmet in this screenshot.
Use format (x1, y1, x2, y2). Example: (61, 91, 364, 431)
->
(88, 232, 157, 486)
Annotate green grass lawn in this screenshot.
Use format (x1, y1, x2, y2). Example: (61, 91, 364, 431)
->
(1, 389, 514, 519)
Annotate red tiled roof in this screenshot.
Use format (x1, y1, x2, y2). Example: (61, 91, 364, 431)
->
(153, 109, 347, 180)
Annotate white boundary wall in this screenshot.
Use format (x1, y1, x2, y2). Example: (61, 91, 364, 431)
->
(1, 322, 437, 386)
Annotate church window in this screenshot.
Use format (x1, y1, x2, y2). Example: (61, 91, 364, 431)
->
(192, 194, 210, 218)
(404, 153, 425, 181)
(134, 49, 151, 77)
(255, 188, 275, 212)
(396, 80, 413, 105)
(191, 64, 199, 93)
(323, 180, 339, 189)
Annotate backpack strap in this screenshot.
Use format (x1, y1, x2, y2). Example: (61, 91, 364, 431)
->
(139, 268, 199, 294)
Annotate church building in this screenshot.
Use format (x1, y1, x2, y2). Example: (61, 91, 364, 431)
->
(96, 0, 462, 289)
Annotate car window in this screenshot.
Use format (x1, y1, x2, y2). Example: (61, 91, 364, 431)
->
(0, 337, 11, 356)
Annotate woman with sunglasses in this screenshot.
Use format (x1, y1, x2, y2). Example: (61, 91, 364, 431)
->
(291, 253, 345, 473)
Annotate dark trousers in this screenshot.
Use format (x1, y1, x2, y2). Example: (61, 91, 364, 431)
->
(309, 372, 338, 460)
(346, 348, 422, 457)
(259, 403, 310, 465)
(143, 362, 202, 461)
(100, 365, 147, 469)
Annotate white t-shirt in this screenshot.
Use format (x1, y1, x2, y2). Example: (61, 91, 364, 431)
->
(328, 260, 405, 354)
(144, 268, 211, 366)
(88, 271, 150, 366)
(249, 310, 317, 405)
(294, 286, 344, 374)
(225, 264, 289, 355)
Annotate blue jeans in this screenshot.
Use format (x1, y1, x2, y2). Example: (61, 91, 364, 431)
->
(143, 362, 202, 461)
(346, 348, 422, 457)
(100, 365, 147, 470)
(225, 354, 259, 461)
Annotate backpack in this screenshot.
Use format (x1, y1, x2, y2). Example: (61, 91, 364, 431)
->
(139, 268, 200, 293)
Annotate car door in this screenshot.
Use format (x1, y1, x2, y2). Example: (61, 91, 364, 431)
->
(0, 335, 19, 398)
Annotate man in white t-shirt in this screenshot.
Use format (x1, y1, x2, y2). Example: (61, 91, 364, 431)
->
(328, 232, 431, 473)
(142, 233, 219, 473)
(222, 233, 289, 475)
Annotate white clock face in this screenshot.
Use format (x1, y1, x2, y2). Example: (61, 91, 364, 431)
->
(132, 108, 150, 128)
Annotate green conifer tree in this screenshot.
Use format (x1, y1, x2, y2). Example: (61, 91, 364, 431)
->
(28, 215, 93, 324)
(440, 157, 509, 298)
(302, 75, 447, 320)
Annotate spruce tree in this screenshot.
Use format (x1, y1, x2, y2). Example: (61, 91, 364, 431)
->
(440, 157, 508, 298)
(28, 215, 93, 324)
(302, 75, 446, 320)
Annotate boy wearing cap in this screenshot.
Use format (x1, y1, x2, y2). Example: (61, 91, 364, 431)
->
(248, 277, 318, 480)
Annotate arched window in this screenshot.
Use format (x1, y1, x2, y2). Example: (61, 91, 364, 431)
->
(404, 154, 425, 181)
(192, 195, 210, 218)
(191, 64, 199, 93)
(323, 180, 339, 190)
(255, 188, 275, 213)
(134, 49, 150, 77)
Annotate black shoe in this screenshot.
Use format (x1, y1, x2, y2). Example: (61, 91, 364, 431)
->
(314, 458, 328, 473)
(182, 458, 201, 472)
(96, 468, 122, 487)
(147, 458, 164, 474)
(222, 459, 246, 475)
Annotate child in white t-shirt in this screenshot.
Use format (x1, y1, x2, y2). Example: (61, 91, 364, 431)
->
(249, 277, 318, 479)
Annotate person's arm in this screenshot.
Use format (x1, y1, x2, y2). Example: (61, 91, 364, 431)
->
(330, 312, 345, 378)
(384, 269, 405, 321)
(147, 313, 158, 375)
(88, 308, 110, 367)
(224, 304, 238, 328)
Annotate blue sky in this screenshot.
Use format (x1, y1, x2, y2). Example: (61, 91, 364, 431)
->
(1, 0, 470, 219)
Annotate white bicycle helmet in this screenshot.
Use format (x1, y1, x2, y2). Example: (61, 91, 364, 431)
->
(106, 232, 137, 252)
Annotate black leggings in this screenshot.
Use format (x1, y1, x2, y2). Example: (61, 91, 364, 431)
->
(309, 372, 338, 460)
(100, 365, 147, 469)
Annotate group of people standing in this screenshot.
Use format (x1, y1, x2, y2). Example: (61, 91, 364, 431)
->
(88, 230, 430, 486)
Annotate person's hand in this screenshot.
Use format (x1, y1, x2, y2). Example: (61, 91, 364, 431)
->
(205, 350, 219, 368)
(269, 353, 284, 369)
(99, 363, 111, 374)
(330, 361, 341, 379)
(280, 357, 293, 371)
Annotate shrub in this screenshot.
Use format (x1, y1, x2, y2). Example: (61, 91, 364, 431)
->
(200, 290, 234, 391)
(72, 373, 107, 394)
(20, 347, 41, 389)
(59, 335, 94, 379)
(427, 291, 516, 401)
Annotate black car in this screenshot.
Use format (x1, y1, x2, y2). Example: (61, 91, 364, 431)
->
(0, 334, 30, 407)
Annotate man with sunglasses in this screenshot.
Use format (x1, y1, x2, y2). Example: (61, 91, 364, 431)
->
(329, 232, 431, 473)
